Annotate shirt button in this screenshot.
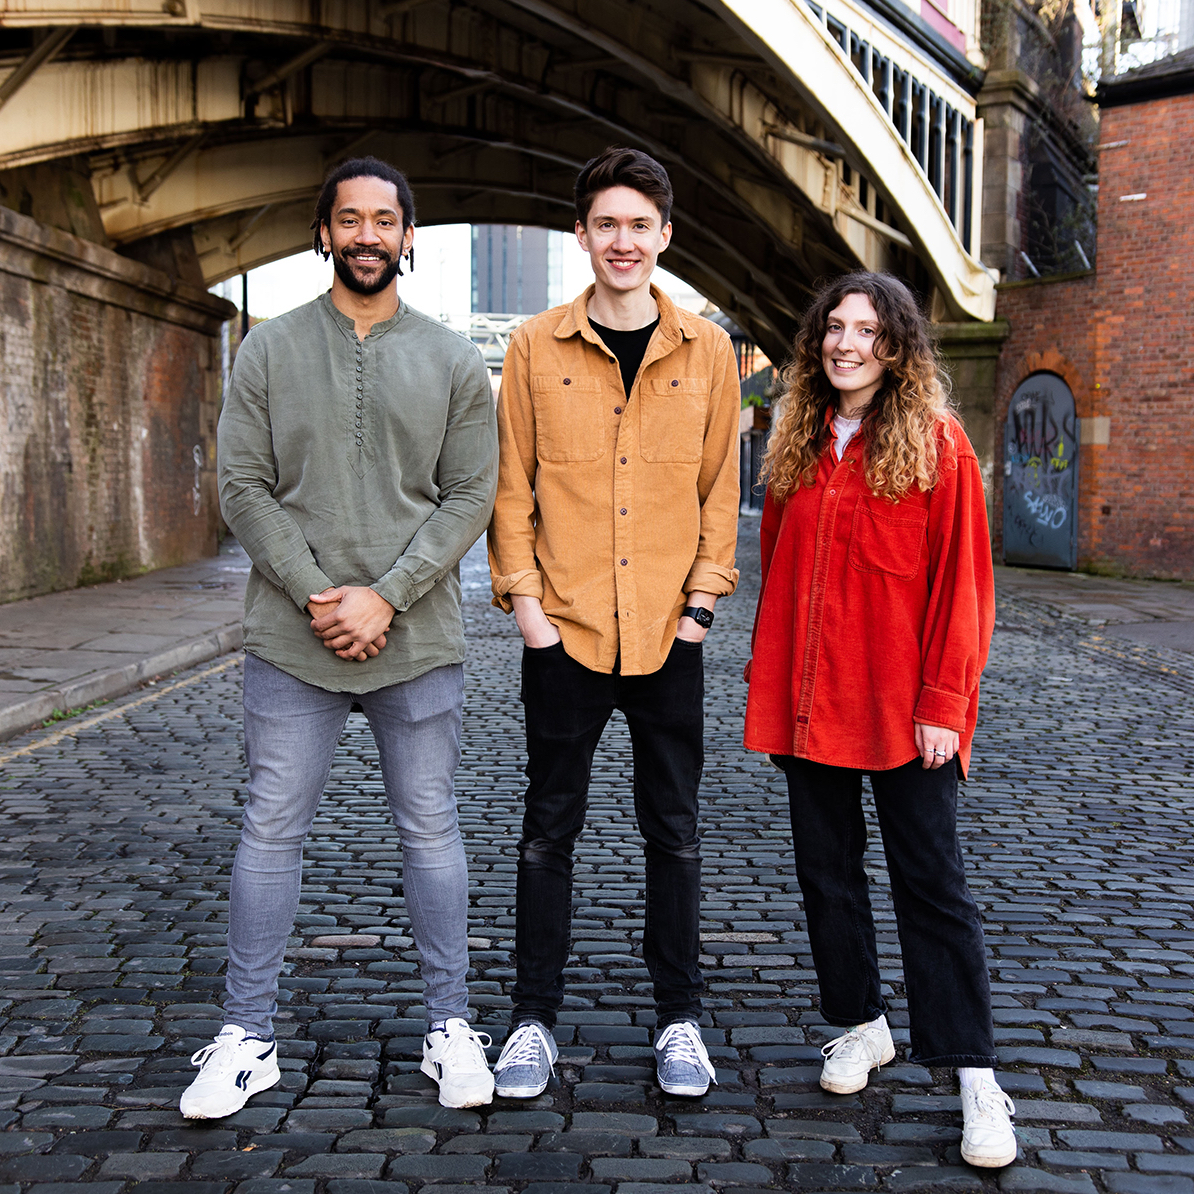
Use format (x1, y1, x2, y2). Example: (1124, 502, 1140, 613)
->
(620, 558, 628, 566)
(620, 508, 627, 515)
(671, 379, 679, 387)
(829, 489, 836, 495)
(563, 377, 571, 385)
(620, 456, 627, 464)
(614, 406, 622, 414)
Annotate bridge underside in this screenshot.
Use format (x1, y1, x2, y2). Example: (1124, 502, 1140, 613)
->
(0, 0, 993, 361)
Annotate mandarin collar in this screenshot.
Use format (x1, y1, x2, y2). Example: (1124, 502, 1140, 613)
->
(320, 290, 407, 339)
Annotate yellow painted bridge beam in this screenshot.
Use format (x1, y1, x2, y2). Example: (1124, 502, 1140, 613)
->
(0, 0, 996, 353)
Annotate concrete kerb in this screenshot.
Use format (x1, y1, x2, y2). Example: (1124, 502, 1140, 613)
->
(0, 623, 243, 743)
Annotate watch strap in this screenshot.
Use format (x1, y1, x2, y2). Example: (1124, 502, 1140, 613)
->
(681, 605, 714, 629)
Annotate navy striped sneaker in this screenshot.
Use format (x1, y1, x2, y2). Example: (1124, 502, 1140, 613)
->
(180, 1025, 280, 1119)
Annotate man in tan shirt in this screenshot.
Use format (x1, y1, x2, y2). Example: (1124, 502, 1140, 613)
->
(487, 147, 740, 1099)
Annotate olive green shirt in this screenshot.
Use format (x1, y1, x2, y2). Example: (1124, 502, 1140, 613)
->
(217, 291, 498, 693)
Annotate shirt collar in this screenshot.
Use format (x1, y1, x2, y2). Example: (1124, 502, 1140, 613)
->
(320, 289, 407, 339)
(553, 283, 695, 347)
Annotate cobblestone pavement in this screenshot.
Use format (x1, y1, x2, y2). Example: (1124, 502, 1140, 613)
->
(1, 518, 1193, 1194)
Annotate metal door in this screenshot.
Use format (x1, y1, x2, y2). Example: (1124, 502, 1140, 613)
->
(1002, 372, 1079, 569)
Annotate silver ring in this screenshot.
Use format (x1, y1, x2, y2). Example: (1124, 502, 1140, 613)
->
(932, 749, 947, 757)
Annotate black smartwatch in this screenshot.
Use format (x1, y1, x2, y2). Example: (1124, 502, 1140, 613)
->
(681, 606, 714, 630)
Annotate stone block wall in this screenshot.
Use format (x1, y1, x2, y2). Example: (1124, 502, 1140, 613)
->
(991, 86, 1194, 579)
(0, 206, 236, 603)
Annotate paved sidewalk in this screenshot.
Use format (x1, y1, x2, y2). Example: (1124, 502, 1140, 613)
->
(995, 566, 1194, 654)
(3, 541, 1191, 745)
(0, 523, 1192, 1191)
(0, 540, 250, 742)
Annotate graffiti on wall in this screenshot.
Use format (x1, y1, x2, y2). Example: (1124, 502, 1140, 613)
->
(1003, 372, 1078, 569)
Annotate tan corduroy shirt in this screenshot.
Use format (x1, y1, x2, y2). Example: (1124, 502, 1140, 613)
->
(488, 285, 741, 676)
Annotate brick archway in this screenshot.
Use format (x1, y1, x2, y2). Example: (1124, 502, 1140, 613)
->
(1015, 349, 1086, 413)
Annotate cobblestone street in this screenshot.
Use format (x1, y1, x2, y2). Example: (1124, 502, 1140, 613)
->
(1, 519, 1193, 1194)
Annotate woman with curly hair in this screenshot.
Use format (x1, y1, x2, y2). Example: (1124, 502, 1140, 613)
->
(744, 272, 1014, 1167)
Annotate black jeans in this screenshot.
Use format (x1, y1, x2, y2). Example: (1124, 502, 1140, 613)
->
(513, 638, 705, 1029)
(775, 754, 997, 1067)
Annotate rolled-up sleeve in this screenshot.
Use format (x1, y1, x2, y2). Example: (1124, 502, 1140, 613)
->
(487, 331, 545, 613)
(684, 334, 741, 597)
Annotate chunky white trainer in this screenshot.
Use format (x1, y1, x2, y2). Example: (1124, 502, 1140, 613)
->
(961, 1079, 1017, 1167)
(819, 1014, 896, 1094)
(494, 1020, 559, 1099)
(421, 1017, 495, 1109)
(180, 1025, 281, 1119)
(654, 1019, 718, 1097)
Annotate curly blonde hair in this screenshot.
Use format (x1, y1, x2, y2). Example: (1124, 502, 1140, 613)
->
(759, 272, 955, 501)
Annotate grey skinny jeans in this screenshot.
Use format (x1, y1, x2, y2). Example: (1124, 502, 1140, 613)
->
(224, 653, 470, 1035)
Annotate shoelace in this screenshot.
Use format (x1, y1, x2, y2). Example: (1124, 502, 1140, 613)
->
(442, 1024, 492, 1069)
(968, 1081, 1015, 1121)
(500, 1023, 553, 1070)
(189, 1031, 241, 1071)
(822, 1026, 885, 1065)
(656, 1021, 717, 1082)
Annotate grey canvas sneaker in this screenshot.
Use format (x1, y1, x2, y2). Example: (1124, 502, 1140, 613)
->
(654, 1019, 717, 1097)
(493, 1020, 558, 1098)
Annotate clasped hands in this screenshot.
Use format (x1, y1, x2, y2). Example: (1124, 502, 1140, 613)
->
(308, 586, 396, 662)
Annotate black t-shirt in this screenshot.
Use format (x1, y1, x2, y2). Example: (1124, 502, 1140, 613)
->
(589, 317, 660, 397)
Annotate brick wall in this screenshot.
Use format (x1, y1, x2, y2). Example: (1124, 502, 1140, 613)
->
(0, 207, 236, 603)
(991, 272, 1096, 562)
(993, 90, 1194, 579)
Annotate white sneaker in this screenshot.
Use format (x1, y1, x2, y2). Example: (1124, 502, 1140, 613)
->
(819, 1014, 896, 1094)
(961, 1078, 1017, 1167)
(494, 1020, 559, 1098)
(421, 1017, 495, 1108)
(180, 1025, 280, 1119)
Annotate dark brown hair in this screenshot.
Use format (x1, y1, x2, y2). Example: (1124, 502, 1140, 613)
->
(311, 157, 416, 261)
(759, 271, 954, 500)
(574, 146, 673, 227)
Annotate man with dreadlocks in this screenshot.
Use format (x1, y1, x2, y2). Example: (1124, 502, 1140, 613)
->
(179, 157, 498, 1118)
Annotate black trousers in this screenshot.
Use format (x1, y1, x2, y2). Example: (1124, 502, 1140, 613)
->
(512, 638, 705, 1029)
(774, 754, 997, 1067)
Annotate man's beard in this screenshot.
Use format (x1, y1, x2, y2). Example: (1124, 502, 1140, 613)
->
(332, 246, 401, 295)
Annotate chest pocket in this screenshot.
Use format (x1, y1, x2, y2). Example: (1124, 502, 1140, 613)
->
(848, 498, 928, 580)
(639, 378, 708, 463)
(531, 376, 605, 462)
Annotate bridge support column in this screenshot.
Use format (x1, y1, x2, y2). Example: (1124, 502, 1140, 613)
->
(0, 206, 236, 604)
(934, 319, 1011, 534)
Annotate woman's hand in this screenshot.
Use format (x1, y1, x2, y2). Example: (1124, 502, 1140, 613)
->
(914, 722, 959, 770)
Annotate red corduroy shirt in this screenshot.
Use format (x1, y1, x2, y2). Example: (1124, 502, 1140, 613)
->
(744, 416, 995, 776)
